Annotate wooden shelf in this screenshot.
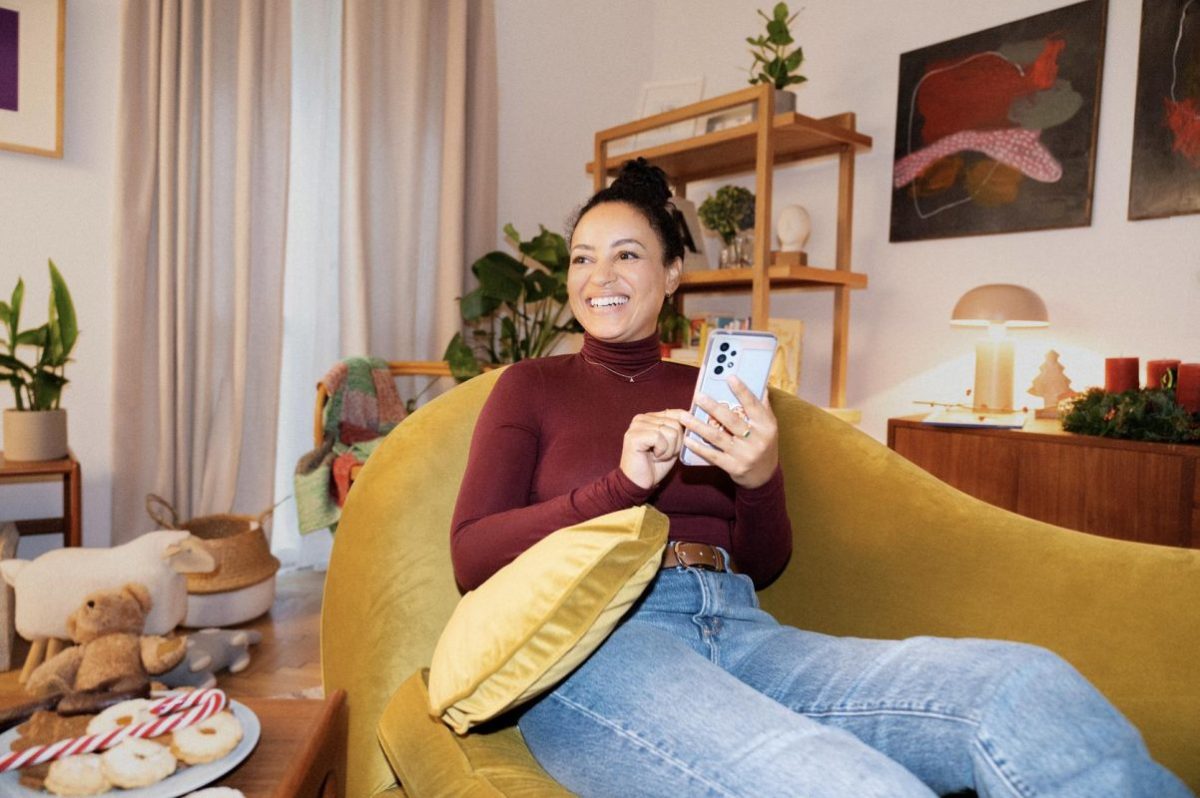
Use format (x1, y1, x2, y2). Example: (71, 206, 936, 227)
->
(587, 111, 872, 184)
(587, 85, 870, 408)
(678, 264, 868, 293)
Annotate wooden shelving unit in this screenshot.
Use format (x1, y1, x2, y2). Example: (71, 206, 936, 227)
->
(586, 84, 872, 408)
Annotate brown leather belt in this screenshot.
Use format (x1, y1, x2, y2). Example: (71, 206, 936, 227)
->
(661, 541, 736, 573)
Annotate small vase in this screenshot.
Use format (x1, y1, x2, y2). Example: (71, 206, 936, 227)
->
(735, 229, 756, 267)
(750, 89, 797, 117)
(3, 408, 68, 461)
(719, 241, 739, 269)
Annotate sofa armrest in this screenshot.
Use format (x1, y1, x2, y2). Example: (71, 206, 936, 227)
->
(760, 394, 1200, 788)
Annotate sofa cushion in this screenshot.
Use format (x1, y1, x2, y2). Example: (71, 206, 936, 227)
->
(379, 669, 575, 796)
(427, 505, 668, 734)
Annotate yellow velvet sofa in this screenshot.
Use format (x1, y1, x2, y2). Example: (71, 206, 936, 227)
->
(321, 368, 1200, 797)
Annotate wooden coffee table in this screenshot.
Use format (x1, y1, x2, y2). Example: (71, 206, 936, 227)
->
(209, 690, 347, 797)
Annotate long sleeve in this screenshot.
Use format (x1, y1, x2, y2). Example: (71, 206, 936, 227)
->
(450, 366, 654, 591)
(729, 466, 792, 587)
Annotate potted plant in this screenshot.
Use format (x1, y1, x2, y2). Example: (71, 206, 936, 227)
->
(444, 224, 583, 380)
(0, 260, 78, 461)
(698, 186, 756, 267)
(746, 2, 806, 113)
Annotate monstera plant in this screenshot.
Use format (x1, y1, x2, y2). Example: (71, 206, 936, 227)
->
(444, 224, 582, 380)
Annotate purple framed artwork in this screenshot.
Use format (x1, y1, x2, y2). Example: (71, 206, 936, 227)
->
(889, 1, 1108, 242)
(0, 0, 64, 158)
(1129, 0, 1200, 219)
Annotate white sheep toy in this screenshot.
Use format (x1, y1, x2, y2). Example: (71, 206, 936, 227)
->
(0, 530, 215, 643)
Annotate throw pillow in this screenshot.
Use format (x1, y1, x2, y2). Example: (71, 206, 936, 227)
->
(427, 505, 669, 734)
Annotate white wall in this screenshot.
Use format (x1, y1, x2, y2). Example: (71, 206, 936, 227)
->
(496, 0, 1200, 441)
(0, 1, 119, 551)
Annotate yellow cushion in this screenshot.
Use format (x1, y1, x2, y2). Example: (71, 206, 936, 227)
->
(378, 669, 572, 797)
(427, 505, 668, 734)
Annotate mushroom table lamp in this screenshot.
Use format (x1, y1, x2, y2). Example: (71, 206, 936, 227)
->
(951, 284, 1049, 412)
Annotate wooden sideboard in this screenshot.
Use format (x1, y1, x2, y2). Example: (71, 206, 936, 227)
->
(887, 416, 1200, 548)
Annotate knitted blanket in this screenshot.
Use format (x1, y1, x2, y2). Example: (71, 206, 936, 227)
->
(294, 357, 406, 534)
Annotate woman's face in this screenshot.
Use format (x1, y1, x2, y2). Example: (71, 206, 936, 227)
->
(568, 202, 682, 343)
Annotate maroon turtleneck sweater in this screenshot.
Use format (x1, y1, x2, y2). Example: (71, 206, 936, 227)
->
(450, 333, 792, 591)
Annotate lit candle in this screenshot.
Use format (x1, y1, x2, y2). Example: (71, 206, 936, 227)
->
(1104, 357, 1139, 393)
(1177, 363, 1200, 414)
(1146, 359, 1182, 390)
(973, 339, 1015, 410)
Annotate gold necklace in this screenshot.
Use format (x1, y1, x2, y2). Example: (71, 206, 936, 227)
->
(581, 355, 662, 383)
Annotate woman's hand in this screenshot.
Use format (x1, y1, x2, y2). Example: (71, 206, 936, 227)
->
(619, 409, 688, 490)
(680, 376, 778, 489)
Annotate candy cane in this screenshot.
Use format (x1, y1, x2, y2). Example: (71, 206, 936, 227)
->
(0, 689, 229, 773)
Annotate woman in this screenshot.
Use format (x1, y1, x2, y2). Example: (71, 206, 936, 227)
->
(450, 160, 1191, 798)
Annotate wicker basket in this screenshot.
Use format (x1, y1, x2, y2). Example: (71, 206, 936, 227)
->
(146, 495, 281, 595)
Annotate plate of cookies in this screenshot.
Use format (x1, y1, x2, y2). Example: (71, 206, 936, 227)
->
(0, 693, 260, 797)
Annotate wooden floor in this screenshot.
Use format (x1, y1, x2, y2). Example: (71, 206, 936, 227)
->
(0, 568, 327, 705)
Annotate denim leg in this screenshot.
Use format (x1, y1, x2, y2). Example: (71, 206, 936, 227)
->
(720, 602, 1193, 797)
(518, 617, 936, 798)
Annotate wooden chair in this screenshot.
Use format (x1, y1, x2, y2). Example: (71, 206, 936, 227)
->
(312, 361, 454, 484)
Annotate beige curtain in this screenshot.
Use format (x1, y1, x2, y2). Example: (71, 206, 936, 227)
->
(339, 0, 497, 365)
(110, 0, 291, 542)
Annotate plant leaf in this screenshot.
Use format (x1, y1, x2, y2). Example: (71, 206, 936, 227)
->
(459, 287, 501, 322)
(472, 251, 526, 303)
(443, 332, 482, 382)
(518, 226, 569, 272)
(773, 2, 789, 21)
(47, 260, 78, 359)
(10, 279, 23, 331)
(0, 353, 33, 374)
(15, 325, 47, 347)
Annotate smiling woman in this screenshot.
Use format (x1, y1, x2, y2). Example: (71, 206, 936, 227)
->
(565, 159, 684, 344)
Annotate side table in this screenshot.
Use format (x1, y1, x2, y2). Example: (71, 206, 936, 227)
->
(214, 690, 347, 797)
(0, 450, 82, 548)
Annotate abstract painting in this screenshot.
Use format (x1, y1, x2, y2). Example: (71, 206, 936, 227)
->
(889, 1, 1108, 242)
(1129, 0, 1200, 219)
(0, 0, 65, 158)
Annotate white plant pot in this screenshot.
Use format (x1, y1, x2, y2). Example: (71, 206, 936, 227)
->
(3, 408, 68, 461)
(751, 89, 797, 117)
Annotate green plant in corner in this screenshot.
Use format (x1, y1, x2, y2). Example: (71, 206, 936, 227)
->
(0, 260, 78, 411)
(746, 2, 806, 90)
(698, 185, 756, 246)
(444, 224, 583, 380)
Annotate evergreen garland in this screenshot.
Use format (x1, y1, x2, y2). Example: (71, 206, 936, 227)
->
(1060, 387, 1200, 444)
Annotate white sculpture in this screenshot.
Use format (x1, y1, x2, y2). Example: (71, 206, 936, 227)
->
(776, 204, 811, 253)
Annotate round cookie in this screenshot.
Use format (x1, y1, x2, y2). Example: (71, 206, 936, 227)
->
(86, 698, 157, 735)
(101, 738, 177, 789)
(170, 710, 243, 765)
(43, 754, 111, 796)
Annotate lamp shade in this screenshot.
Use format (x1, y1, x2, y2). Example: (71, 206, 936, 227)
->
(951, 284, 1049, 328)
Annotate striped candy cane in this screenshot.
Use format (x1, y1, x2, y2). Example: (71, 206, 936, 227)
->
(0, 689, 229, 773)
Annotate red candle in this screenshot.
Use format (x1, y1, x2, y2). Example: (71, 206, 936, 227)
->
(1104, 357, 1139, 393)
(1146, 359, 1182, 390)
(1177, 363, 1200, 414)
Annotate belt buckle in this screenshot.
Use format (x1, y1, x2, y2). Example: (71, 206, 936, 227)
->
(673, 541, 723, 572)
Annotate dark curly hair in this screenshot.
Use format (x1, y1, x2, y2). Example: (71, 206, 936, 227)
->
(569, 158, 686, 266)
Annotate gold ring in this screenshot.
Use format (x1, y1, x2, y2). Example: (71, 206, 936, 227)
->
(741, 428, 752, 439)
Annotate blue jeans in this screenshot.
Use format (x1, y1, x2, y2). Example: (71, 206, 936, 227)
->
(518, 568, 1192, 798)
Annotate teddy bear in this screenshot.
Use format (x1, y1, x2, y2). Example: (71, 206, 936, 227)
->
(25, 583, 187, 697)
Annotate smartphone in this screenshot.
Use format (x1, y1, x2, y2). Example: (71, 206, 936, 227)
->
(680, 329, 778, 466)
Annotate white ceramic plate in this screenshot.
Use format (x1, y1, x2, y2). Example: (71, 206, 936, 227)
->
(0, 700, 260, 797)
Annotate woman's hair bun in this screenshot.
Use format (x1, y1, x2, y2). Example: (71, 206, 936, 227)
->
(612, 158, 672, 206)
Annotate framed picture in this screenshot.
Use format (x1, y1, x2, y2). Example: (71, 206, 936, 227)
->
(889, 0, 1108, 242)
(1128, 0, 1200, 220)
(634, 78, 704, 150)
(0, 0, 64, 158)
(703, 106, 754, 135)
(669, 196, 709, 270)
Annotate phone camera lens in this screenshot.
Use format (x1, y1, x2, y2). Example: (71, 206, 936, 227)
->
(716, 354, 726, 363)
(731, 350, 738, 357)
(719, 342, 730, 352)
(714, 365, 725, 375)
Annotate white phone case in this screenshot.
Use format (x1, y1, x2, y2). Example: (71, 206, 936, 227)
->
(680, 329, 778, 466)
